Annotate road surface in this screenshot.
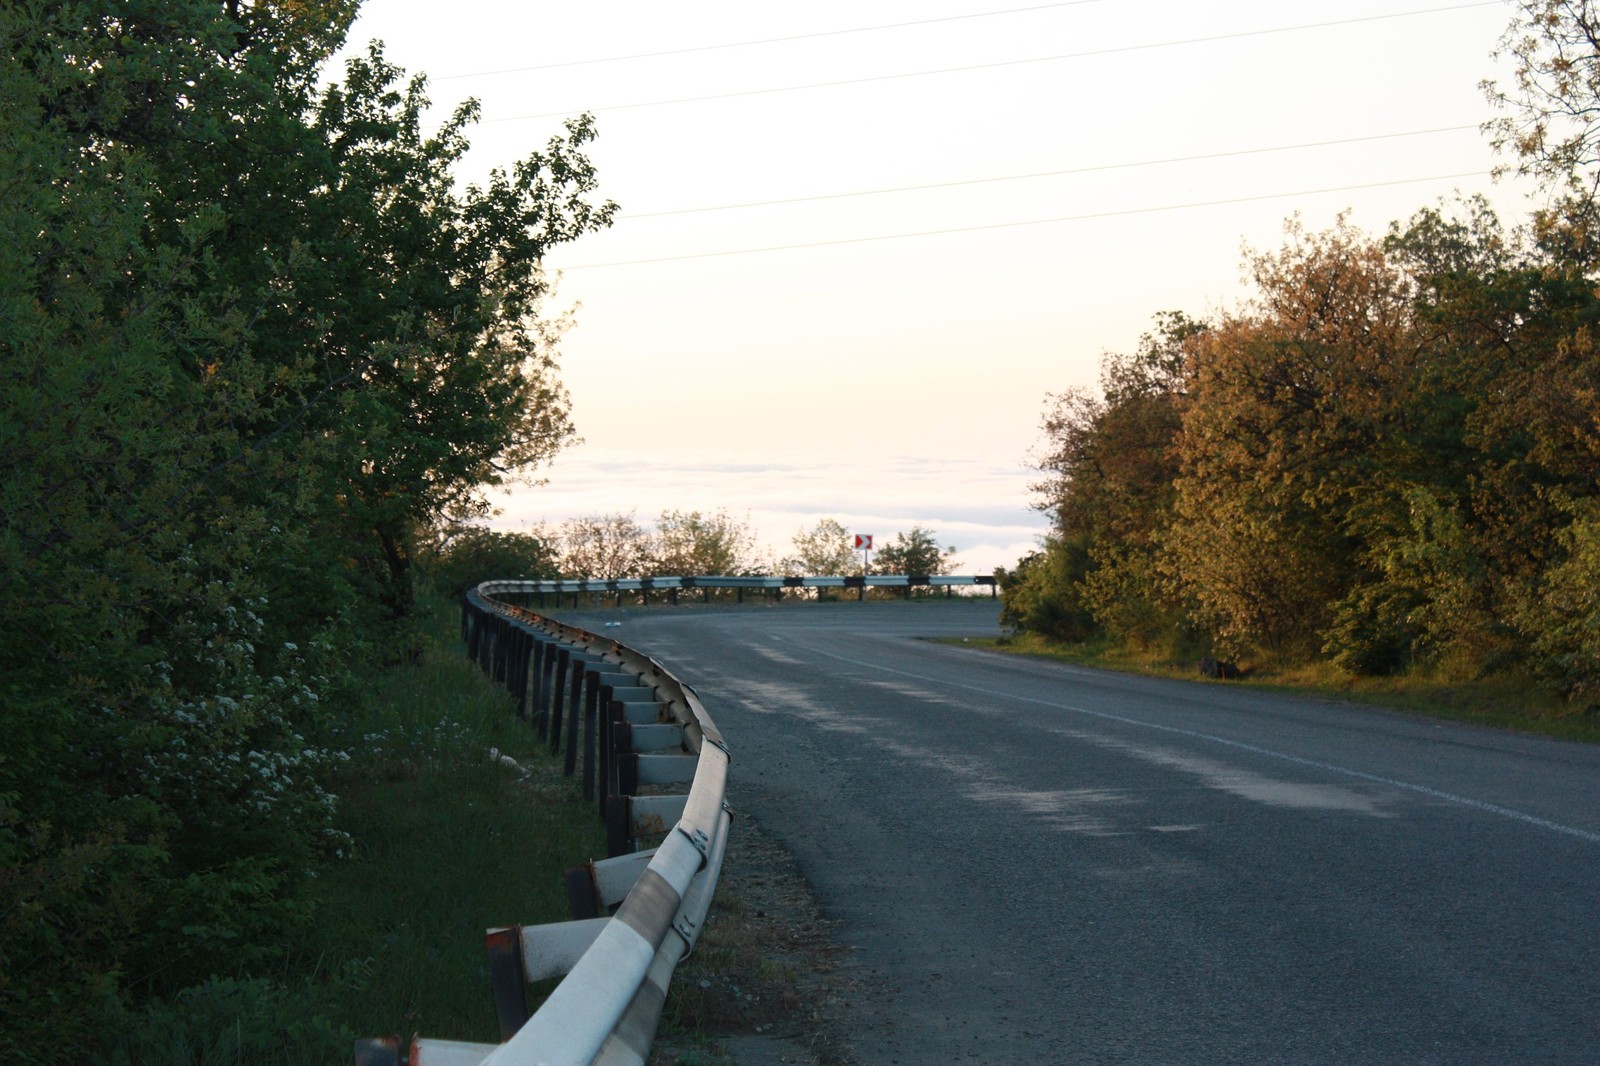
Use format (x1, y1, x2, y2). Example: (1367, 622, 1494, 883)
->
(558, 599, 1600, 1064)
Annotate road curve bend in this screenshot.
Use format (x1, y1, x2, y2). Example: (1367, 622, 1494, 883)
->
(553, 600, 1600, 1065)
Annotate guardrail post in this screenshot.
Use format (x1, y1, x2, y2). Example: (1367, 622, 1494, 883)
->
(597, 684, 615, 817)
(528, 630, 547, 723)
(529, 636, 547, 737)
(608, 717, 634, 799)
(581, 669, 600, 801)
(617, 747, 639, 799)
(510, 627, 528, 718)
(490, 616, 502, 682)
(564, 864, 602, 920)
(485, 926, 530, 1040)
(540, 638, 559, 728)
(605, 703, 628, 792)
(550, 647, 570, 759)
(503, 618, 516, 685)
(565, 658, 583, 777)
(605, 795, 632, 858)
(490, 616, 504, 683)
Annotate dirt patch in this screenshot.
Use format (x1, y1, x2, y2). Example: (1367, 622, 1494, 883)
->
(649, 814, 860, 1066)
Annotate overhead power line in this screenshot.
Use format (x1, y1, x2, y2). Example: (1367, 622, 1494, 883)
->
(621, 125, 1482, 219)
(437, 1, 1106, 80)
(490, 2, 1503, 122)
(564, 171, 1490, 269)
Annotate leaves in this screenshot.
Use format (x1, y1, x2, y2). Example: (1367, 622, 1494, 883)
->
(1021, 196, 1600, 688)
(1, 1, 612, 1053)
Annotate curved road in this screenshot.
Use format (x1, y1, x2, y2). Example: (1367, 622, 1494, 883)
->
(559, 600, 1599, 1064)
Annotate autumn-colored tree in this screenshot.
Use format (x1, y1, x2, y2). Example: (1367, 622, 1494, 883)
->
(1161, 217, 1424, 658)
(1474, 1, 1600, 692)
(1002, 0, 1600, 688)
(1484, 0, 1600, 264)
(1384, 201, 1600, 678)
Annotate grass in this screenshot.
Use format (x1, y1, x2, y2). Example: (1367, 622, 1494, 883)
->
(646, 816, 853, 1066)
(964, 631, 1600, 743)
(113, 592, 607, 1064)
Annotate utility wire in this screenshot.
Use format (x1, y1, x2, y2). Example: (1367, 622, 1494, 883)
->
(437, 1, 1106, 79)
(622, 125, 1481, 219)
(490, 2, 1503, 122)
(563, 171, 1488, 268)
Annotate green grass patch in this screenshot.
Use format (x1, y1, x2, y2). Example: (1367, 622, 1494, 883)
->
(964, 632, 1600, 743)
(113, 594, 606, 1063)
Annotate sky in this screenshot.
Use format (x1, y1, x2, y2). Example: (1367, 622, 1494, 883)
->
(332, 0, 1541, 574)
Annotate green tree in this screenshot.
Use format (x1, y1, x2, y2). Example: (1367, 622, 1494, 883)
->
(998, 536, 1096, 641)
(872, 526, 959, 576)
(417, 527, 561, 597)
(1032, 312, 1200, 647)
(650, 509, 764, 576)
(0, 1, 612, 1054)
(784, 518, 858, 576)
(1517, 500, 1600, 698)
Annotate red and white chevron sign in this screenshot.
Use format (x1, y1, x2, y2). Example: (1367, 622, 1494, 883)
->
(854, 534, 873, 550)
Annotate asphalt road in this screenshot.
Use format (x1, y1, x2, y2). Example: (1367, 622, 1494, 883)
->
(556, 599, 1600, 1064)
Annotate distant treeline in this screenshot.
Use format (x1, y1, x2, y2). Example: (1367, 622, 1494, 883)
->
(1004, 198, 1600, 698)
(423, 514, 961, 593)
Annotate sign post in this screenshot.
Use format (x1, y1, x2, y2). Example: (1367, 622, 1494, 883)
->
(854, 534, 873, 577)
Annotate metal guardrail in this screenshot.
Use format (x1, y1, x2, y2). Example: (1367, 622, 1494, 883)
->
(496, 572, 998, 606)
(354, 582, 731, 1066)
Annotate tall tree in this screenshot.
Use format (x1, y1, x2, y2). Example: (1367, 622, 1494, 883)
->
(872, 526, 960, 576)
(1485, 1, 1600, 194)
(416, 527, 561, 597)
(784, 517, 858, 576)
(1161, 218, 1423, 657)
(0, 1, 613, 1053)
(548, 513, 652, 579)
(1028, 312, 1200, 647)
(650, 509, 763, 576)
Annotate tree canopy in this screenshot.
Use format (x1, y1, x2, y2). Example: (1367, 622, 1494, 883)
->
(1005, 3, 1600, 695)
(0, 2, 612, 1055)
(1013, 197, 1600, 690)
(784, 517, 859, 576)
(872, 525, 960, 577)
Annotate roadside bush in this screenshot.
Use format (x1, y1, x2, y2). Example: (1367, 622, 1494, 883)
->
(417, 527, 561, 598)
(999, 536, 1097, 642)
